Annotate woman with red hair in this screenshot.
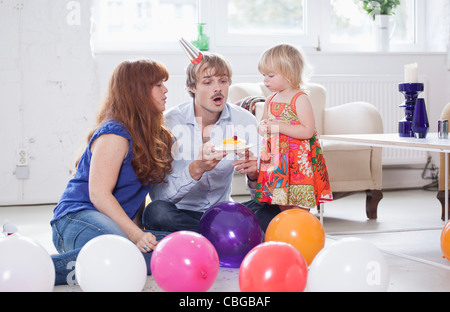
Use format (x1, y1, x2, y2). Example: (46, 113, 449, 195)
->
(51, 59, 173, 285)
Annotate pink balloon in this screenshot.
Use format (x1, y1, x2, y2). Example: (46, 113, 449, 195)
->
(150, 231, 219, 292)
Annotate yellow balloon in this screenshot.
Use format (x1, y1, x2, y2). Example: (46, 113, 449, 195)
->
(265, 209, 325, 265)
(441, 221, 450, 261)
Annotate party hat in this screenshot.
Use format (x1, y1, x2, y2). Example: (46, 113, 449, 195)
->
(179, 37, 203, 65)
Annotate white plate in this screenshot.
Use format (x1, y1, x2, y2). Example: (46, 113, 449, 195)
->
(215, 144, 254, 153)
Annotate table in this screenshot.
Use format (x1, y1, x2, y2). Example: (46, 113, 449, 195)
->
(320, 132, 450, 222)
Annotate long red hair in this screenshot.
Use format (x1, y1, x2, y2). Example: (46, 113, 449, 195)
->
(79, 60, 173, 185)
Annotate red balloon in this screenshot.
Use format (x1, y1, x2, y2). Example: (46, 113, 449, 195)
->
(239, 241, 308, 292)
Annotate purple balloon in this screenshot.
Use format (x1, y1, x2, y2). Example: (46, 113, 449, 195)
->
(199, 201, 264, 268)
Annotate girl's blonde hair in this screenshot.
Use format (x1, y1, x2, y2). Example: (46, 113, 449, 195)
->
(258, 44, 308, 89)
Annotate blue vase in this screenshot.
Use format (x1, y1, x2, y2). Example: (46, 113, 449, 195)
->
(412, 98, 429, 139)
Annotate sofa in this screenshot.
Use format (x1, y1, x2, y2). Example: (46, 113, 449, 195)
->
(229, 82, 384, 219)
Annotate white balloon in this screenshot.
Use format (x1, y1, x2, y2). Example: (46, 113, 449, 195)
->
(308, 237, 390, 292)
(0, 235, 55, 292)
(75, 234, 147, 292)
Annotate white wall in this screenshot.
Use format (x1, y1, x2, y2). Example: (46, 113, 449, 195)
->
(0, 0, 98, 205)
(1, 0, 449, 205)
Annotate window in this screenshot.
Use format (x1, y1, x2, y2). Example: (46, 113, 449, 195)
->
(213, 0, 419, 51)
(227, 0, 305, 36)
(213, 0, 319, 47)
(92, 0, 198, 52)
(324, 0, 419, 51)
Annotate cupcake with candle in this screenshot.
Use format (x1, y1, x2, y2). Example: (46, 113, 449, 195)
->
(219, 135, 247, 152)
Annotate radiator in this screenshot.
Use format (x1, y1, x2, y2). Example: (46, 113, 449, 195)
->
(166, 74, 429, 166)
(313, 75, 429, 165)
(165, 75, 193, 108)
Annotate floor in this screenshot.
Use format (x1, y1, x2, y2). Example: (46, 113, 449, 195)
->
(1, 189, 450, 292)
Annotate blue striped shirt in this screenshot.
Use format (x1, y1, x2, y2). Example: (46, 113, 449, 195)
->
(149, 101, 259, 212)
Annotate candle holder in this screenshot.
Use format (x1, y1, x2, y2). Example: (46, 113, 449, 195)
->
(398, 83, 424, 137)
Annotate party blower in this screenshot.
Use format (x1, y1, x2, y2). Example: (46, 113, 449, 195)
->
(179, 37, 203, 65)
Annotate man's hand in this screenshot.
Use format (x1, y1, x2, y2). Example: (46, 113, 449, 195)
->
(232, 149, 258, 180)
(189, 142, 226, 180)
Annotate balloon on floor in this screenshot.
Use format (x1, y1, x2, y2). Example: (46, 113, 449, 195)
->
(75, 234, 147, 292)
(441, 221, 450, 261)
(151, 231, 219, 292)
(199, 201, 264, 268)
(0, 235, 55, 292)
(239, 241, 308, 292)
(265, 209, 325, 265)
(307, 237, 390, 292)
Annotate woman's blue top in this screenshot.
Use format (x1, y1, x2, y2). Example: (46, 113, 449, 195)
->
(51, 120, 151, 224)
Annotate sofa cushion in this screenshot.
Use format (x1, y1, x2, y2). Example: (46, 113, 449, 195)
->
(234, 96, 265, 116)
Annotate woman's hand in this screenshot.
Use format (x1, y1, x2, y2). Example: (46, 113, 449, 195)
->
(133, 231, 158, 253)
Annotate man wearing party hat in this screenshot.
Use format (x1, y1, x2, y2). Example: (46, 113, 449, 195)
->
(142, 39, 280, 233)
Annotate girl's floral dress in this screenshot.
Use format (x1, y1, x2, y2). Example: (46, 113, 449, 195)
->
(255, 91, 333, 209)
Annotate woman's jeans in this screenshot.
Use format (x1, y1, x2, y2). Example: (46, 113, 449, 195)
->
(51, 209, 169, 286)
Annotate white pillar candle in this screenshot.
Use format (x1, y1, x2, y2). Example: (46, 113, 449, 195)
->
(404, 63, 418, 83)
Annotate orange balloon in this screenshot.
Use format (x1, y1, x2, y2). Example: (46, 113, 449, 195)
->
(265, 209, 325, 265)
(441, 221, 450, 261)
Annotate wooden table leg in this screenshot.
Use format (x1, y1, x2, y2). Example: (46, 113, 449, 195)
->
(366, 189, 383, 220)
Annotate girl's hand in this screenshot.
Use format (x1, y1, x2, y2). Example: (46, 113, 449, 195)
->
(266, 118, 281, 135)
(258, 119, 269, 136)
(134, 231, 158, 253)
